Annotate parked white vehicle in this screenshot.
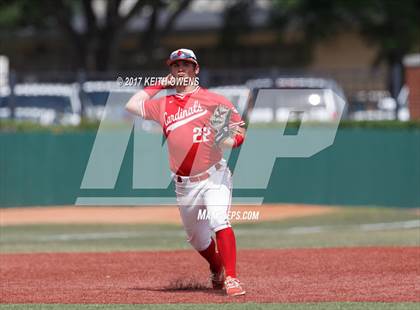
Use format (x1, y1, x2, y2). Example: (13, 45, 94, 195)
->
(0, 83, 81, 125)
(350, 86, 410, 121)
(81, 81, 138, 121)
(245, 77, 347, 123)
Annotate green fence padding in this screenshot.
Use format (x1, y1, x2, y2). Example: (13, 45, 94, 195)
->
(1, 128, 419, 207)
(1, 132, 95, 207)
(264, 129, 420, 207)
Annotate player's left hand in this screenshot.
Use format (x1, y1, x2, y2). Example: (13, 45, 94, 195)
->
(214, 125, 230, 145)
(210, 105, 233, 145)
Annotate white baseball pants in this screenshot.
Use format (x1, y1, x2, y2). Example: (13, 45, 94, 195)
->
(175, 161, 232, 251)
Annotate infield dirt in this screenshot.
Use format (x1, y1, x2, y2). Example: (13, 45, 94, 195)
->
(1, 247, 418, 304)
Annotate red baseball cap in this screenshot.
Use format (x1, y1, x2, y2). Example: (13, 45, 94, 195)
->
(167, 48, 198, 66)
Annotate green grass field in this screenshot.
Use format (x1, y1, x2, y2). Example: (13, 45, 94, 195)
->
(1, 207, 418, 253)
(1, 206, 419, 309)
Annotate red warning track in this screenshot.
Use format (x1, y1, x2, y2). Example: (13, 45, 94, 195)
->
(1, 247, 419, 304)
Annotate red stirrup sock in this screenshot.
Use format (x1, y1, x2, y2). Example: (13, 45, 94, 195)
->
(198, 238, 223, 273)
(216, 227, 237, 278)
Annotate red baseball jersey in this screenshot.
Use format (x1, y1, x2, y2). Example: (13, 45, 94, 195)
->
(138, 86, 245, 176)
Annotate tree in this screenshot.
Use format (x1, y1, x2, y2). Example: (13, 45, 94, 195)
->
(271, 0, 420, 98)
(0, 0, 192, 71)
(219, 0, 254, 48)
(138, 0, 192, 64)
(353, 0, 420, 98)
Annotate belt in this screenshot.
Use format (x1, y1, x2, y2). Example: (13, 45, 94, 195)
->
(176, 162, 223, 183)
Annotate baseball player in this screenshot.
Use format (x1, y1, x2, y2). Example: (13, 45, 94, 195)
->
(125, 48, 246, 296)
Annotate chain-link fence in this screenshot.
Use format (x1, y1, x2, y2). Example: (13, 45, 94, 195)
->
(1, 66, 408, 125)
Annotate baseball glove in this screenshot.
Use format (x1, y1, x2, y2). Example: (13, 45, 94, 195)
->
(210, 104, 233, 145)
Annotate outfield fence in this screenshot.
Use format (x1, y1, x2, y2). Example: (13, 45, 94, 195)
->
(1, 128, 419, 207)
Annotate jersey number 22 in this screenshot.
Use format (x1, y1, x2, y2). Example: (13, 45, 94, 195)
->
(193, 127, 210, 143)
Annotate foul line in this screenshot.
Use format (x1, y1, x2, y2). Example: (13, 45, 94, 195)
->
(15, 220, 420, 242)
